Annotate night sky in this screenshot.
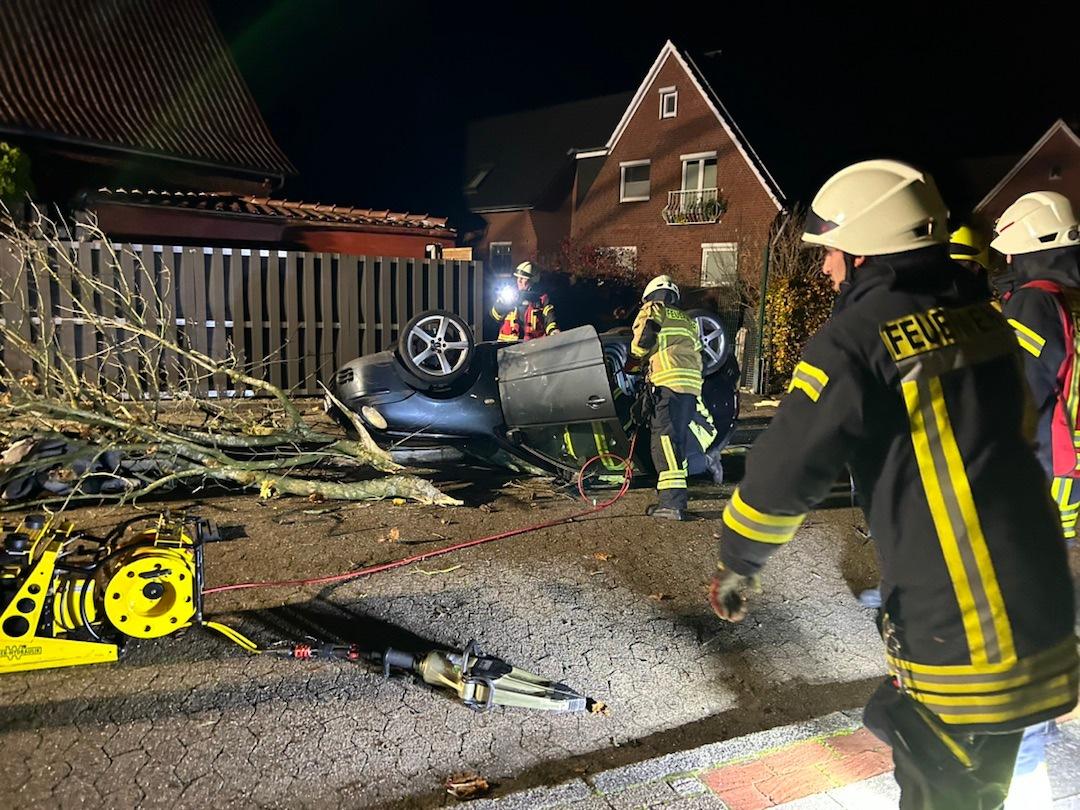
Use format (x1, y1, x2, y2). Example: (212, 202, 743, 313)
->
(208, 1, 1074, 231)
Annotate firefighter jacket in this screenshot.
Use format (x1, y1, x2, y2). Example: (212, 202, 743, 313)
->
(491, 291, 557, 341)
(719, 247, 1078, 733)
(1000, 246, 1080, 477)
(630, 302, 703, 395)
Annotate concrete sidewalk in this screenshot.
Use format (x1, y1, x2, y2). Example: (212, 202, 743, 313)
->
(469, 709, 1080, 810)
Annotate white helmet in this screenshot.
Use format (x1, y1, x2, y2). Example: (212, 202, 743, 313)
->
(991, 191, 1080, 255)
(642, 274, 679, 303)
(514, 261, 536, 280)
(802, 159, 949, 256)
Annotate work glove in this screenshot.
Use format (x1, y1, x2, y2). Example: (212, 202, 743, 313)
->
(708, 564, 759, 623)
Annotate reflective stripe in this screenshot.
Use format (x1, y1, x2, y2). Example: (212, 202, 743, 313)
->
(889, 636, 1079, 692)
(787, 361, 829, 402)
(592, 423, 623, 471)
(660, 435, 679, 472)
(1008, 318, 1046, 358)
(722, 488, 806, 544)
(657, 467, 687, 490)
(916, 672, 1079, 726)
(563, 427, 578, 460)
(903, 377, 1015, 666)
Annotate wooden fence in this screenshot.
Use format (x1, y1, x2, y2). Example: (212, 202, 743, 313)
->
(0, 242, 484, 397)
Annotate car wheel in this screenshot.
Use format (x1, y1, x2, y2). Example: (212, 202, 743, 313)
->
(397, 310, 474, 386)
(687, 309, 730, 377)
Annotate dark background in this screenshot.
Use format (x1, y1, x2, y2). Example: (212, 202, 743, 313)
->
(208, 0, 1074, 230)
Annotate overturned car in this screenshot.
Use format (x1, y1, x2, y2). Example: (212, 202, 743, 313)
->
(328, 309, 739, 480)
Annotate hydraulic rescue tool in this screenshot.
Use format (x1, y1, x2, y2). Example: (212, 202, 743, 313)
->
(262, 640, 588, 712)
(0, 512, 234, 673)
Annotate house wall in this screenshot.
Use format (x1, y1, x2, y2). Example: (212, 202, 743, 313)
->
(474, 210, 538, 273)
(977, 127, 1080, 224)
(571, 53, 779, 289)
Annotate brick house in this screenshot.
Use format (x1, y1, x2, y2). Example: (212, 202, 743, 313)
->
(465, 41, 786, 294)
(571, 41, 784, 292)
(974, 119, 1080, 225)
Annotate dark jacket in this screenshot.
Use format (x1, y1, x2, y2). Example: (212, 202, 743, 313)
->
(719, 246, 1078, 733)
(1000, 246, 1080, 475)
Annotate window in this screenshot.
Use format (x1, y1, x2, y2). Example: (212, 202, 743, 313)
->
(620, 161, 650, 202)
(490, 242, 512, 274)
(465, 164, 492, 193)
(701, 243, 738, 287)
(682, 152, 718, 192)
(659, 86, 677, 119)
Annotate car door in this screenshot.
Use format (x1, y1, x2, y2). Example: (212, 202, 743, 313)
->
(497, 326, 633, 475)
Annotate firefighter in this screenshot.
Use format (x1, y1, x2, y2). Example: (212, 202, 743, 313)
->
(995, 191, 1080, 544)
(628, 275, 722, 520)
(490, 261, 559, 341)
(993, 191, 1080, 809)
(709, 160, 1078, 808)
(948, 224, 994, 299)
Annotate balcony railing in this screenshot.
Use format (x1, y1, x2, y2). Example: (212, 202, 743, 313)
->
(662, 187, 725, 225)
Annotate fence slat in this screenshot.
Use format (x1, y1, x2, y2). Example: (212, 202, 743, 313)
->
(266, 252, 284, 390)
(338, 254, 358, 365)
(378, 257, 391, 352)
(472, 260, 484, 337)
(139, 245, 162, 400)
(207, 249, 227, 393)
(394, 257, 408, 345)
(230, 252, 248, 396)
(319, 253, 335, 388)
(409, 258, 422, 321)
(361, 257, 375, 356)
(456, 260, 469, 328)
(91, 244, 124, 391)
(0, 243, 31, 376)
(182, 247, 206, 394)
(284, 251, 301, 392)
(159, 246, 181, 390)
(301, 252, 317, 394)
(118, 247, 140, 398)
(425, 258, 438, 311)
(247, 252, 265, 388)
(54, 244, 77, 381)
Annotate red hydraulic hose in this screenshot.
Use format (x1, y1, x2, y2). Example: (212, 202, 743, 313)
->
(202, 435, 638, 596)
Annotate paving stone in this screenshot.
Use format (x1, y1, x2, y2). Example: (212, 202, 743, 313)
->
(826, 772, 901, 810)
(668, 777, 708, 798)
(604, 780, 681, 810)
(821, 750, 891, 785)
(706, 783, 772, 810)
(755, 766, 836, 806)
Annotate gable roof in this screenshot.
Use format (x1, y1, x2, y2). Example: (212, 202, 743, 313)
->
(606, 41, 784, 211)
(0, 0, 296, 181)
(464, 92, 632, 212)
(974, 119, 1080, 212)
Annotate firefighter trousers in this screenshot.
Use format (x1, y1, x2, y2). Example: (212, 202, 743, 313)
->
(864, 679, 1023, 810)
(650, 388, 697, 510)
(1051, 477, 1079, 543)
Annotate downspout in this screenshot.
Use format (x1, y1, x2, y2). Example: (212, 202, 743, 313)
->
(754, 211, 790, 394)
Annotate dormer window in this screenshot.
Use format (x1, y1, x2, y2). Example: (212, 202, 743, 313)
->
(659, 87, 677, 119)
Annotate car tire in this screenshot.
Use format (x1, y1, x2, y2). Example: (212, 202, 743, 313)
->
(397, 310, 474, 386)
(687, 309, 731, 377)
